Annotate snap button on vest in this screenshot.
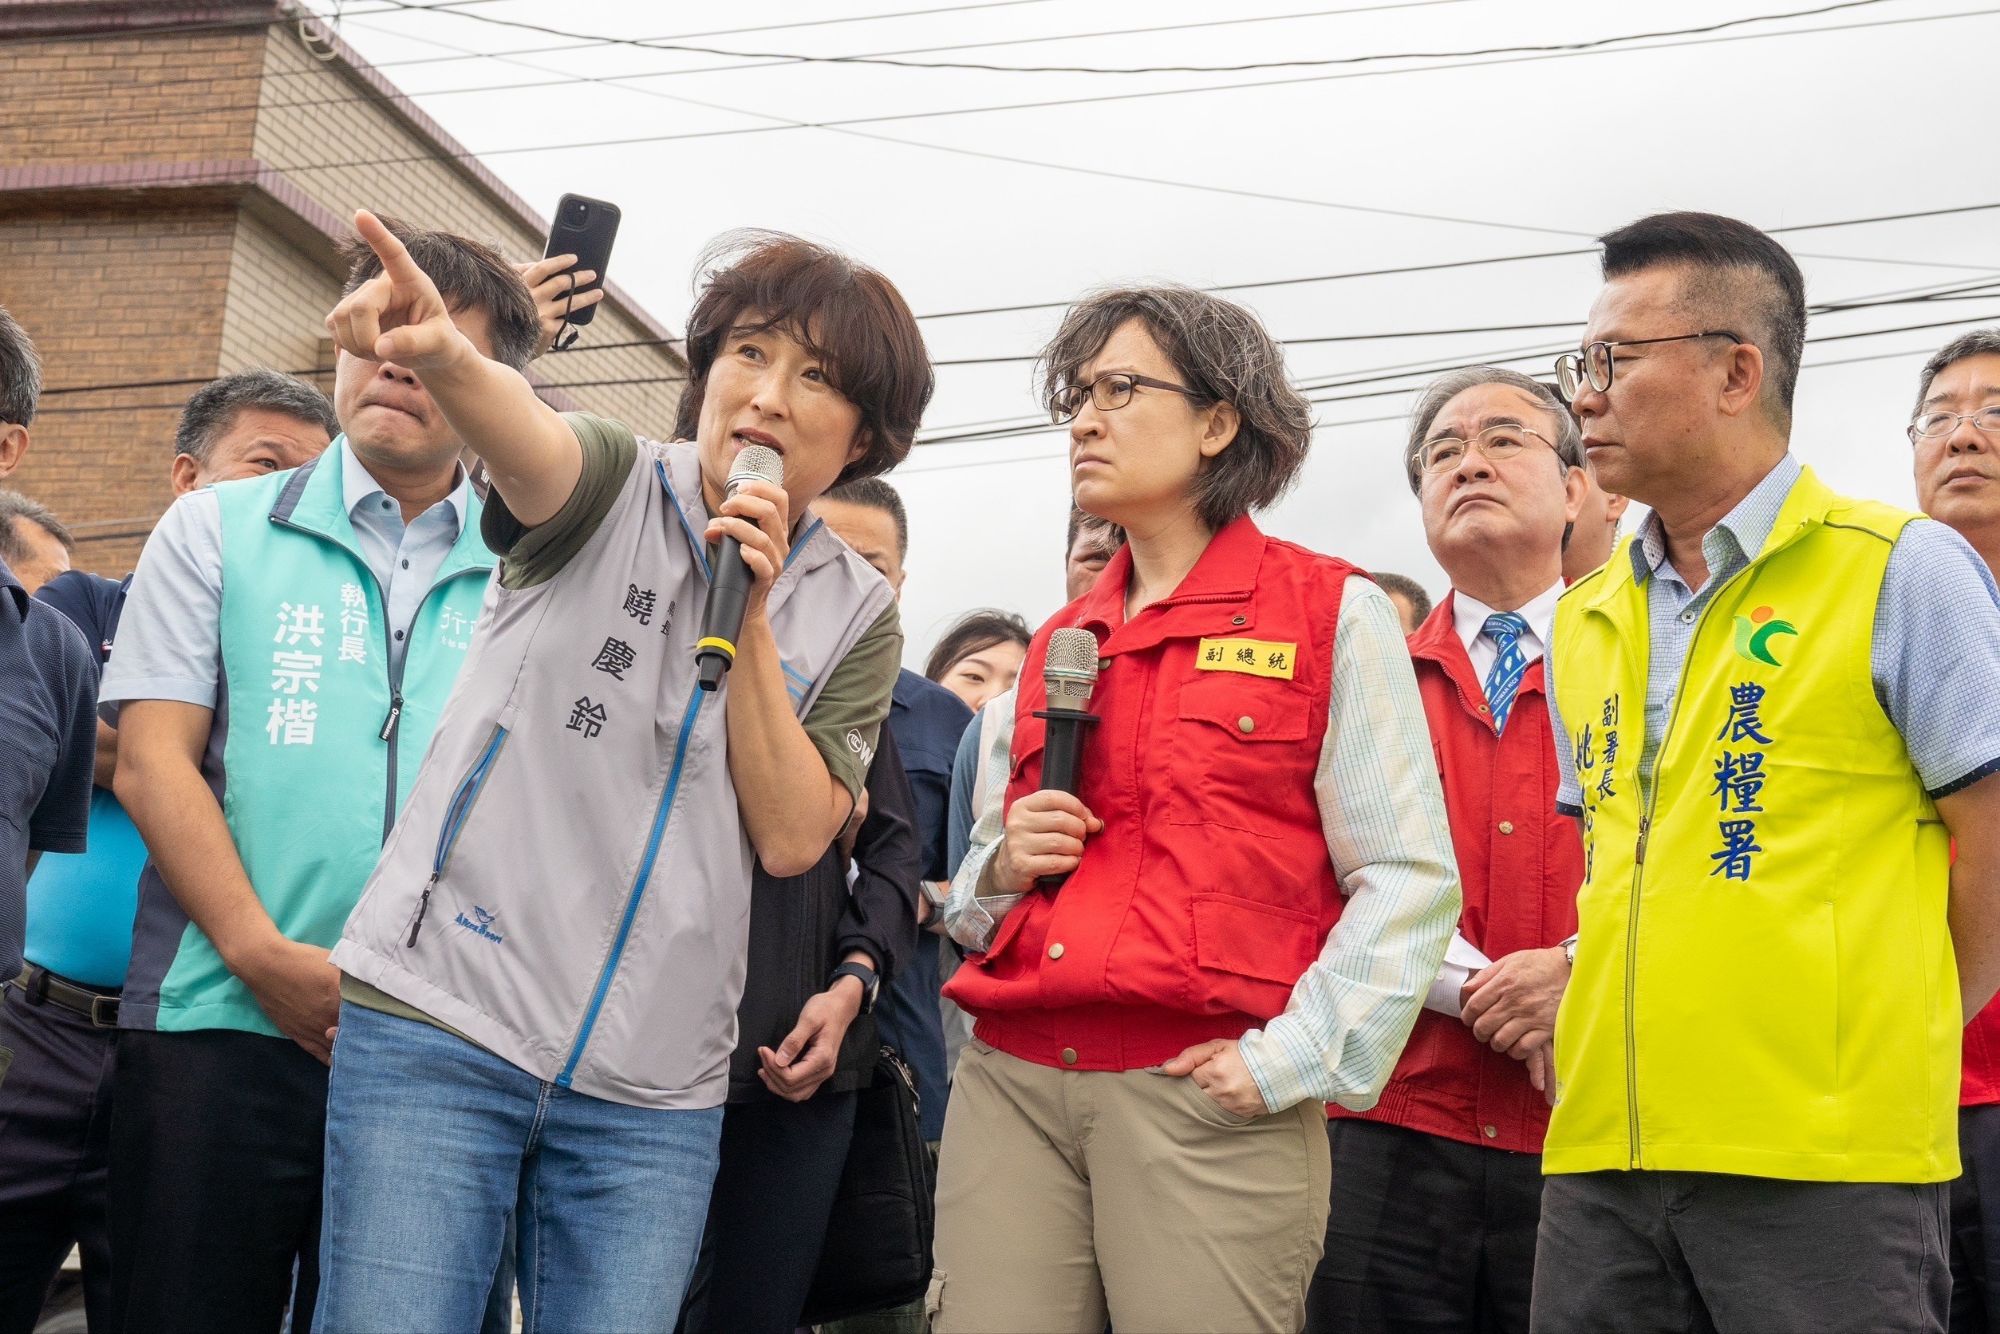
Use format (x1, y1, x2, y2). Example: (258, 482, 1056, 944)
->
(1061, 1047, 1078, 1066)
(1237, 716, 1255, 734)
(1048, 942, 1065, 959)
(1499, 821, 1515, 835)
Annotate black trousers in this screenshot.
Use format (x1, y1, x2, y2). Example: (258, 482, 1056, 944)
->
(1531, 1168, 1949, 1334)
(1308, 1117, 1543, 1334)
(677, 1090, 858, 1334)
(0, 981, 117, 1334)
(108, 1028, 328, 1334)
(1954, 1104, 2000, 1334)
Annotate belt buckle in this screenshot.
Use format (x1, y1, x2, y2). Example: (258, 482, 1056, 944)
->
(89, 994, 120, 1029)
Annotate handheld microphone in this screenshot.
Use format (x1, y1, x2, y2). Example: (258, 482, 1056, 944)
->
(1035, 627, 1102, 889)
(695, 444, 785, 691)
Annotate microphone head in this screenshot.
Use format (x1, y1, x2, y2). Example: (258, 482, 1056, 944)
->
(1044, 627, 1100, 710)
(727, 444, 785, 493)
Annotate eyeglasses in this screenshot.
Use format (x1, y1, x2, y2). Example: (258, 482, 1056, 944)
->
(1049, 372, 1202, 424)
(1553, 330, 1743, 404)
(1909, 406, 2000, 443)
(1412, 422, 1558, 477)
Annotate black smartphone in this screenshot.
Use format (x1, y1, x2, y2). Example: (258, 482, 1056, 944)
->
(542, 193, 621, 329)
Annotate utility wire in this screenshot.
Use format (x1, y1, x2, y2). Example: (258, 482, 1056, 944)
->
(42, 4, 1993, 184)
(348, 0, 1894, 75)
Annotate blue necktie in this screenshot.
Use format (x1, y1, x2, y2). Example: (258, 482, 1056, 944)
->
(1481, 612, 1531, 735)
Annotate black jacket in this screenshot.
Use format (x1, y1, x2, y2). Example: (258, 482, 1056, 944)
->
(726, 725, 921, 1103)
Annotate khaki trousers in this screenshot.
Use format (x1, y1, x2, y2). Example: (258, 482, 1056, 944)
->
(931, 1039, 1331, 1333)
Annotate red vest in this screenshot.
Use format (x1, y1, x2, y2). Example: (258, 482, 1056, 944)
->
(1329, 594, 1581, 1153)
(942, 517, 1354, 1073)
(1966, 1006, 2000, 1106)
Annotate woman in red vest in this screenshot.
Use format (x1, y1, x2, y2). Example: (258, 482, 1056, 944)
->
(931, 285, 1463, 1333)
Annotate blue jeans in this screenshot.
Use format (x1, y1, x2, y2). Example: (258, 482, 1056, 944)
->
(314, 1001, 724, 1334)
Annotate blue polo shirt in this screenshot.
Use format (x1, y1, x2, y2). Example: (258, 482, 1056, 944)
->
(29, 570, 145, 987)
(0, 556, 98, 980)
(872, 668, 973, 1140)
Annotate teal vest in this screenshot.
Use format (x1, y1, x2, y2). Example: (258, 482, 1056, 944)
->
(148, 451, 492, 1035)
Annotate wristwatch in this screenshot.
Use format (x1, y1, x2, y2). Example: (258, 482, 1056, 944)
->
(1562, 938, 1578, 968)
(830, 960, 880, 1014)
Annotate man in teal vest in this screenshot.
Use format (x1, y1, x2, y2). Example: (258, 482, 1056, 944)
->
(4, 369, 333, 1334)
(97, 220, 539, 1334)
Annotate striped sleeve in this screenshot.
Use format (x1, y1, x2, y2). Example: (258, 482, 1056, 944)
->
(939, 689, 1024, 954)
(1236, 576, 1463, 1113)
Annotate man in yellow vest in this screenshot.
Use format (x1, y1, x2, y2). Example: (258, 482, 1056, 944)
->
(1908, 327, 2000, 1333)
(1535, 213, 2000, 1334)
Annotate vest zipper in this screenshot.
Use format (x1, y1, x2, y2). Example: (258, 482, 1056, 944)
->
(407, 723, 510, 946)
(267, 509, 490, 843)
(556, 686, 708, 1088)
(1619, 562, 1756, 1169)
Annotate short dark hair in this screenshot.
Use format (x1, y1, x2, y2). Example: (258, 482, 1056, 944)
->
(1913, 328, 2000, 417)
(176, 370, 338, 464)
(341, 216, 541, 371)
(1371, 571, 1431, 626)
(1038, 286, 1312, 530)
(0, 306, 42, 426)
(1404, 367, 1584, 496)
(0, 489, 73, 563)
(1065, 503, 1113, 554)
(1597, 211, 1806, 429)
(673, 231, 933, 486)
(823, 476, 908, 559)
(924, 608, 1031, 685)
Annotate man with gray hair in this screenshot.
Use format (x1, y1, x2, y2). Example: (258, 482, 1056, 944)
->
(0, 490, 74, 595)
(3, 368, 332, 1334)
(1906, 326, 2000, 1332)
(0, 306, 40, 480)
(1309, 367, 1586, 1334)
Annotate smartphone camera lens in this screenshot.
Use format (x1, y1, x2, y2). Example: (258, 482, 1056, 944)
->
(564, 199, 590, 225)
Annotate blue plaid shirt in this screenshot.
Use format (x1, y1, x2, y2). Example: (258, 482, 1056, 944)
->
(1551, 454, 2000, 812)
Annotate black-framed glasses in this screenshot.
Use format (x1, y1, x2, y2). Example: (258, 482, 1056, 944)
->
(1412, 422, 1559, 477)
(1049, 372, 1202, 424)
(1909, 406, 2000, 444)
(1553, 330, 1743, 404)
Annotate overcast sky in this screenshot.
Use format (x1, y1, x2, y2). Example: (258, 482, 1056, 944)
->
(311, 0, 2000, 666)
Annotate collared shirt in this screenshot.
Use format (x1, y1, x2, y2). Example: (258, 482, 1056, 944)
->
(944, 575, 1461, 1114)
(1550, 453, 2000, 811)
(0, 556, 99, 978)
(100, 438, 470, 721)
(1452, 581, 1561, 684)
(1424, 579, 1565, 1015)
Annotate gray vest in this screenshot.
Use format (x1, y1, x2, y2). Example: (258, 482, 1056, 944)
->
(332, 436, 894, 1109)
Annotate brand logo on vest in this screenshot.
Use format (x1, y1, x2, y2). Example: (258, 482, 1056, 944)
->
(453, 904, 505, 944)
(1732, 605, 1798, 666)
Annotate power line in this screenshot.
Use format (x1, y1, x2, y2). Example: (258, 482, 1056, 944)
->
(42, 3, 1991, 184)
(349, 0, 1895, 75)
(22, 0, 1478, 122)
(38, 278, 2000, 405)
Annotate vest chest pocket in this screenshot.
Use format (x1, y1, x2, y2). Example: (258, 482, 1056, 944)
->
(1162, 672, 1314, 834)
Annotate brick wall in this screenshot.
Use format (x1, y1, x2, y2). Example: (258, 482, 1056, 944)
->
(0, 11, 685, 575)
(0, 208, 238, 570)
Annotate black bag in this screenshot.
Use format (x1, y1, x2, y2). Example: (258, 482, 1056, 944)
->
(800, 1046, 935, 1323)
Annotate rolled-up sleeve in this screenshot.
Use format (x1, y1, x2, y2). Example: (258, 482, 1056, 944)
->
(98, 490, 225, 723)
(1237, 577, 1462, 1114)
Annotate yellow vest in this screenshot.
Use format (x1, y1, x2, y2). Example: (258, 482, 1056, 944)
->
(1547, 466, 1956, 1183)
